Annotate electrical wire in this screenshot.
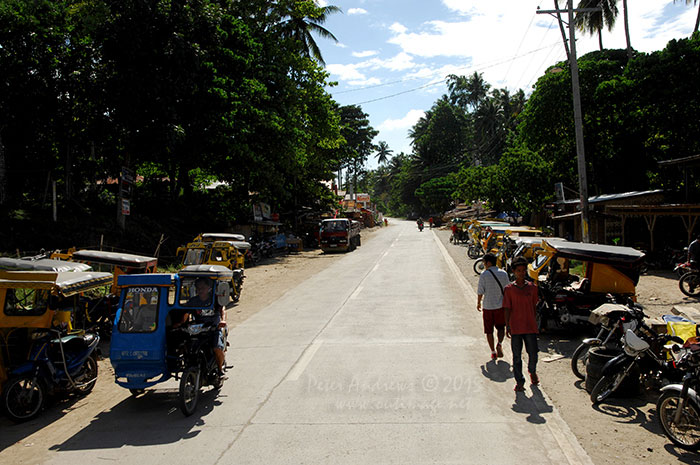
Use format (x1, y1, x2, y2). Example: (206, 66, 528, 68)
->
(501, 2, 542, 85)
(350, 42, 562, 106)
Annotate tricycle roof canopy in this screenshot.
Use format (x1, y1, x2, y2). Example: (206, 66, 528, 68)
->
(71, 250, 158, 268)
(0, 271, 113, 296)
(541, 239, 645, 266)
(0, 257, 92, 273)
(199, 233, 246, 242)
(179, 264, 233, 279)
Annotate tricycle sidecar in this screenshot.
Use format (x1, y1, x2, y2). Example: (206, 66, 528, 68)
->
(110, 265, 232, 415)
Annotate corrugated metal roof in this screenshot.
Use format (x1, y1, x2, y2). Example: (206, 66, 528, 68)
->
(556, 189, 664, 205)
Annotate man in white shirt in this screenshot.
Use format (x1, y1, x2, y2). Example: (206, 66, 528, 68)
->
(476, 253, 511, 360)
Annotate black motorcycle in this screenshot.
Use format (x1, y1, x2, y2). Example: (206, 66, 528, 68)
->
(590, 324, 684, 404)
(570, 302, 646, 380)
(536, 279, 617, 332)
(657, 338, 700, 450)
(173, 323, 225, 416)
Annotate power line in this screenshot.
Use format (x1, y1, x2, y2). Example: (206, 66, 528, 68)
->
(501, 3, 541, 85)
(350, 42, 562, 106)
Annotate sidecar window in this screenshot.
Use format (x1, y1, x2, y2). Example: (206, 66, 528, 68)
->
(183, 249, 205, 266)
(118, 287, 159, 333)
(4, 288, 49, 316)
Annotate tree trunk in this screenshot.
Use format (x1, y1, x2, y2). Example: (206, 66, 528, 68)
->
(598, 29, 603, 51)
(623, 0, 632, 60)
(695, 3, 699, 34)
(0, 131, 5, 205)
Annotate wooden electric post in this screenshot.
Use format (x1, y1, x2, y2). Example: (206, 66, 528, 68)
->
(537, 1, 600, 243)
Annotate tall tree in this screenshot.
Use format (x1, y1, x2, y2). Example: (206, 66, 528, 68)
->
(574, 0, 619, 51)
(375, 141, 393, 165)
(278, 0, 341, 65)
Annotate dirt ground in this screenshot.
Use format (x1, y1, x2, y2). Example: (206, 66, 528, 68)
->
(433, 226, 700, 465)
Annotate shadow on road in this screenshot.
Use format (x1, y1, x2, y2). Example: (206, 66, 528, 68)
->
(480, 359, 512, 383)
(47, 387, 221, 452)
(511, 385, 553, 424)
(0, 393, 91, 452)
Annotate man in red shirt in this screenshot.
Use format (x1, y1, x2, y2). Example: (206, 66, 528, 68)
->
(502, 256, 540, 392)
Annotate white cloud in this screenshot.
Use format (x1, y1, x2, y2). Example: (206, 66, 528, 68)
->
(315, 0, 328, 6)
(326, 63, 367, 81)
(379, 109, 425, 132)
(349, 77, 382, 86)
(389, 22, 408, 34)
(335, 42, 348, 48)
(380, 1, 694, 93)
(348, 8, 368, 15)
(367, 52, 417, 71)
(352, 50, 379, 58)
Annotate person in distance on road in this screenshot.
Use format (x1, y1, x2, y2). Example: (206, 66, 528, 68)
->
(503, 256, 540, 392)
(476, 253, 510, 361)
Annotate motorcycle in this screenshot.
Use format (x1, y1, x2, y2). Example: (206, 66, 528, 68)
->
(675, 261, 695, 279)
(590, 326, 684, 404)
(2, 329, 100, 422)
(679, 270, 700, 297)
(537, 279, 617, 331)
(172, 322, 225, 416)
(657, 337, 700, 450)
(570, 302, 646, 380)
(417, 221, 424, 232)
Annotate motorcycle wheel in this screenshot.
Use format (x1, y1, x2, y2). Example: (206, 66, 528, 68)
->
(571, 343, 591, 380)
(657, 390, 700, 450)
(2, 376, 45, 423)
(74, 354, 99, 396)
(679, 272, 700, 297)
(467, 246, 483, 259)
(590, 371, 627, 404)
(179, 366, 201, 417)
(473, 259, 485, 275)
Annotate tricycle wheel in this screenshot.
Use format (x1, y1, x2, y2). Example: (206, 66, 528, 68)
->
(74, 355, 99, 396)
(129, 388, 145, 396)
(3, 376, 45, 423)
(179, 366, 200, 416)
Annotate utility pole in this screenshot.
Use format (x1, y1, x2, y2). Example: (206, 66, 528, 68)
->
(537, 1, 600, 243)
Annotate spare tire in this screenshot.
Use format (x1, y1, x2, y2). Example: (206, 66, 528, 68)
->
(585, 346, 640, 395)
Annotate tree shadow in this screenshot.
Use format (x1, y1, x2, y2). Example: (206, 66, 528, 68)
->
(511, 385, 553, 424)
(0, 392, 95, 452)
(480, 359, 512, 383)
(47, 387, 223, 452)
(591, 389, 700, 460)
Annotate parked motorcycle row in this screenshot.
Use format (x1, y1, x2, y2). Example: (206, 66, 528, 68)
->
(452, 219, 700, 450)
(0, 232, 265, 422)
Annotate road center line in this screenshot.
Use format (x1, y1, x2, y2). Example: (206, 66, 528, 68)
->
(286, 341, 323, 381)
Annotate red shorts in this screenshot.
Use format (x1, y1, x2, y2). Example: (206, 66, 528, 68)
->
(482, 308, 506, 334)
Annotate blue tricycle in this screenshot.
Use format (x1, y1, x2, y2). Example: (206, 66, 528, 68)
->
(110, 265, 232, 416)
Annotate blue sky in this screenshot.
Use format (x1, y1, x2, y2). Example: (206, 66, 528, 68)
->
(315, 0, 698, 170)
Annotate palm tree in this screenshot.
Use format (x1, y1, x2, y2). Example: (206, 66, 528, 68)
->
(674, 0, 700, 34)
(574, 0, 619, 51)
(446, 72, 490, 110)
(375, 141, 393, 165)
(279, 2, 342, 65)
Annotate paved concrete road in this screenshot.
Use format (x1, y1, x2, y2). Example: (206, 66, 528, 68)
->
(1, 221, 593, 464)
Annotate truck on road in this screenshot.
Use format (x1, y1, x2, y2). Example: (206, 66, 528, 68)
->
(319, 218, 361, 253)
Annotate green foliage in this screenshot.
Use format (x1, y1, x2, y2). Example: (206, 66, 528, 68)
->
(0, 0, 355, 250)
(415, 175, 458, 214)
